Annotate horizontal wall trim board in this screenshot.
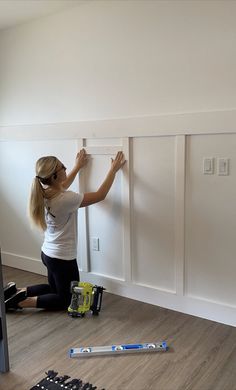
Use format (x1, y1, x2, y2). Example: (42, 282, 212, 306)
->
(2, 254, 235, 327)
(85, 146, 122, 155)
(1, 109, 236, 141)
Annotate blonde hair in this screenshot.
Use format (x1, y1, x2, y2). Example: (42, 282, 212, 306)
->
(28, 156, 60, 230)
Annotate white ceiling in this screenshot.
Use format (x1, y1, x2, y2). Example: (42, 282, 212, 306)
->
(0, 0, 88, 31)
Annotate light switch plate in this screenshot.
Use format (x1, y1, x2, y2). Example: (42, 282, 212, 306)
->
(203, 158, 214, 174)
(218, 158, 229, 176)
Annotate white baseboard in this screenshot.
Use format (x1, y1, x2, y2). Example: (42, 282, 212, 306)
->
(2, 252, 47, 276)
(80, 272, 236, 328)
(2, 252, 236, 327)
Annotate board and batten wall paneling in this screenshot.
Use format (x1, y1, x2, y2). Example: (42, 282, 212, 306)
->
(185, 134, 236, 308)
(1, 129, 236, 326)
(131, 137, 176, 293)
(79, 140, 125, 280)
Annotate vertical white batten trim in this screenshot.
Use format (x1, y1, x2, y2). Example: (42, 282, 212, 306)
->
(122, 138, 132, 282)
(77, 139, 90, 272)
(174, 135, 186, 296)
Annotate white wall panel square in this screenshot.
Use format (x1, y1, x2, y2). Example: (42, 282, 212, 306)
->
(84, 155, 123, 279)
(132, 137, 175, 291)
(185, 134, 236, 306)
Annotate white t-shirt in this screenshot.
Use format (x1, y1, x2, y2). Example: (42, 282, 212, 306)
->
(41, 191, 84, 260)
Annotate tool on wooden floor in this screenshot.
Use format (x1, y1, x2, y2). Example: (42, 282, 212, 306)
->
(68, 281, 105, 317)
(29, 370, 105, 390)
(69, 341, 168, 357)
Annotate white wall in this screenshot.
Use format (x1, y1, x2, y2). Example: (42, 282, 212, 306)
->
(0, 0, 236, 327)
(0, 0, 236, 125)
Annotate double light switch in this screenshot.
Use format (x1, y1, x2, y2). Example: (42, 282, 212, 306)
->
(203, 158, 229, 175)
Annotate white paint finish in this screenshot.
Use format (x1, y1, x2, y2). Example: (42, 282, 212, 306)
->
(1, 110, 236, 142)
(2, 251, 47, 276)
(80, 270, 236, 327)
(84, 153, 124, 279)
(121, 138, 132, 282)
(1, 130, 236, 326)
(77, 138, 90, 272)
(0, 1, 236, 126)
(85, 138, 122, 147)
(185, 134, 236, 307)
(132, 137, 176, 292)
(174, 135, 186, 296)
(85, 146, 121, 156)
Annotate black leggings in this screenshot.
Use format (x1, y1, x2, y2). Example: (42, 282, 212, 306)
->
(26, 252, 80, 310)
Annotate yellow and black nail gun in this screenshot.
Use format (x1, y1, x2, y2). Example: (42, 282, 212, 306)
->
(68, 281, 105, 318)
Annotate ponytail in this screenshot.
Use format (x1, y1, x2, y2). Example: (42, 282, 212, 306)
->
(28, 156, 59, 230)
(28, 177, 47, 230)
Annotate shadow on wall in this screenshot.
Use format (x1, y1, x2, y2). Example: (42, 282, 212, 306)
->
(0, 191, 43, 262)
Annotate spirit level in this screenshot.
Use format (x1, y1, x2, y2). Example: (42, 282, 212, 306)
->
(69, 341, 168, 357)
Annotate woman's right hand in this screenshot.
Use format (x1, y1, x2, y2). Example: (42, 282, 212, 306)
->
(75, 148, 89, 170)
(111, 151, 126, 173)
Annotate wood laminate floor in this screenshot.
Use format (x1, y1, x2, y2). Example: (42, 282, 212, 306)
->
(0, 266, 236, 390)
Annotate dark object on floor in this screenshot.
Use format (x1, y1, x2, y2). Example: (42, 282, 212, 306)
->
(29, 370, 106, 390)
(4, 281, 17, 301)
